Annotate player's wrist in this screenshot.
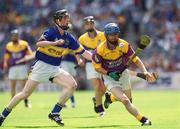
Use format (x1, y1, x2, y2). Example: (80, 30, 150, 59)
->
(107, 71, 111, 75)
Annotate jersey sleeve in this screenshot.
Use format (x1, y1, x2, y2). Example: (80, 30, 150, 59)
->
(4, 45, 10, 60)
(68, 34, 85, 54)
(100, 32, 106, 42)
(24, 41, 33, 55)
(92, 49, 103, 69)
(121, 40, 138, 63)
(38, 28, 54, 41)
(127, 45, 138, 62)
(78, 36, 84, 45)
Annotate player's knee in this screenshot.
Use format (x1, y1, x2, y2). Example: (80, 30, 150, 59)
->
(121, 96, 130, 106)
(67, 80, 77, 91)
(21, 91, 30, 99)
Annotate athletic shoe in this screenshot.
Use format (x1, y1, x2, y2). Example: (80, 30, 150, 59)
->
(99, 111, 105, 117)
(48, 113, 64, 126)
(104, 92, 112, 109)
(0, 115, 5, 126)
(141, 119, 152, 126)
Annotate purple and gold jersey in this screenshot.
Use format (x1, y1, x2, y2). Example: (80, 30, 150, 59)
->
(78, 31, 105, 52)
(92, 39, 138, 73)
(36, 26, 85, 66)
(4, 40, 32, 67)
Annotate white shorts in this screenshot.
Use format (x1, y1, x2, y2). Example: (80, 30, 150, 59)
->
(103, 69, 131, 91)
(85, 62, 101, 80)
(29, 60, 66, 83)
(8, 65, 28, 80)
(61, 61, 77, 76)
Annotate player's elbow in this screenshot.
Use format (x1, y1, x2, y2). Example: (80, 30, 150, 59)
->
(36, 41, 42, 47)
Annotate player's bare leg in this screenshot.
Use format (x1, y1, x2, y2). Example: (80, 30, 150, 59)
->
(123, 88, 132, 103)
(19, 79, 31, 108)
(7, 79, 38, 109)
(0, 79, 39, 126)
(110, 87, 151, 126)
(9, 80, 16, 98)
(48, 71, 77, 126)
(90, 78, 106, 116)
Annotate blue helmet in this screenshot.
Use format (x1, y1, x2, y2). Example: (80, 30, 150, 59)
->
(104, 23, 120, 35)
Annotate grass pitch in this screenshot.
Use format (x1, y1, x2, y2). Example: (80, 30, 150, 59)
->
(0, 90, 179, 129)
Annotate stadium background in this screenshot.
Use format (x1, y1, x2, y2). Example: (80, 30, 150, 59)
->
(0, 0, 179, 91)
(0, 1, 179, 129)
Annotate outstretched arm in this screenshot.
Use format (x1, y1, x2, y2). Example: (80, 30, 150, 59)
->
(15, 52, 36, 64)
(81, 50, 92, 61)
(134, 58, 157, 82)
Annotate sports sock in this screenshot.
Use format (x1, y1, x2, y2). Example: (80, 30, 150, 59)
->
(24, 99, 28, 104)
(95, 104, 104, 113)
(70, 96, 75, 103)
(1, 108, 11, 118)
(110, 94, 116, 102)
(51, 103, 63, 114)
(136, 113, 148, 123)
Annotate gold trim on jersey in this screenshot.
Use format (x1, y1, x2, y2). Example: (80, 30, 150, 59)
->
(37, 45, 84, 58)
(37, 46, 70, 58)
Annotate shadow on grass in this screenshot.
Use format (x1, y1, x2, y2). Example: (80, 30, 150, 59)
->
(75, 124, 137, 128)
(11, 125, 60, 128)
(64, 115, 97, 119)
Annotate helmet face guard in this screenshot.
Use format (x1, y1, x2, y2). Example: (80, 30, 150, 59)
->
(53, 9, 70, 30)
(104, 23, 120, 46)
(83, 16, 95, 32)
(11, 29, 19, 43)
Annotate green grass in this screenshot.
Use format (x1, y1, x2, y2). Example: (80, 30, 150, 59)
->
(0, 90, 180, 129)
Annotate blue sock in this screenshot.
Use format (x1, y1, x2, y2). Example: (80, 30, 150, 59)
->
(70, 96, 75, 103)
(1, 108, 11, 118)
(51, 103, 63, 114)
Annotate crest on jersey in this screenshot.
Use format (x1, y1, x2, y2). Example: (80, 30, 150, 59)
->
(119, 43, 124, 48)
(64, 39, 70, 45)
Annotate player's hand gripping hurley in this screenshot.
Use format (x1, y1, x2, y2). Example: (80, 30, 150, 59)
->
(121, 35, 158, 81)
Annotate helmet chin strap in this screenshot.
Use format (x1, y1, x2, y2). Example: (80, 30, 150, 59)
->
(56, 22, 69, 30)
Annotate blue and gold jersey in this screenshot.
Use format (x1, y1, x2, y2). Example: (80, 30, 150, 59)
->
(92, 39, 138, 72)
(4, 40, 32, 67)
(78, 31, 105, 52)
(36, 26, 85, 66)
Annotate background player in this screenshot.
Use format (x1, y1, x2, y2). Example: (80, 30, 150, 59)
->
(0, 9, 92, 126)
(3, 29, 33, 108)
(92, 23, 156, 125)
(78, 16, 106, 116)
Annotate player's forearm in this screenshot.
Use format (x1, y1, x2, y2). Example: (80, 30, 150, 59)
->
(134, 58, 148, 73)
(36, 41, 57, 47)
(82, 50, 92, 61)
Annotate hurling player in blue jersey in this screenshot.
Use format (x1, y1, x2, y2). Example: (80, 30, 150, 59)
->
(0, 9, 92, 126)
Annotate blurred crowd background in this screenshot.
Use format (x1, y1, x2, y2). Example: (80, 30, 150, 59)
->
(0, 0, 179, 79)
